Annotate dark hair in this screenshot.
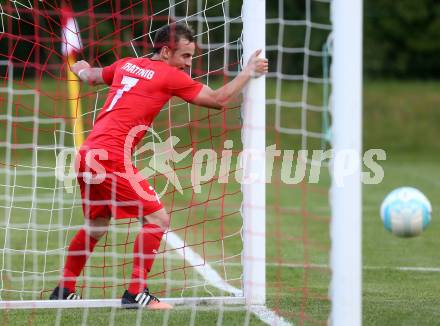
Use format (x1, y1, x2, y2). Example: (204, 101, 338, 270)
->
(153, 22, 195, 53)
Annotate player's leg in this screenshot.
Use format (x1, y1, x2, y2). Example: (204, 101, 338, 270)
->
(50, 217, 110, 300)
(129, 208, 169, 293)
(122, 208, 172, 309)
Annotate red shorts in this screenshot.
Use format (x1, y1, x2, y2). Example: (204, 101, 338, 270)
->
(76, 150, 163, 220)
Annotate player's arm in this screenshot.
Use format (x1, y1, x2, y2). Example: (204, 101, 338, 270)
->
(191, 49, 268, 110)
(70, 60, 105, 85)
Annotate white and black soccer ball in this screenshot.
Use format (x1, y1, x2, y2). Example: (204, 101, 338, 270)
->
(380, 187, 432, 237)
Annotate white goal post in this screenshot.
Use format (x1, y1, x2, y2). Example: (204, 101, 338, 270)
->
(241, 0, 266, 306)
(330, 0, 363, 325)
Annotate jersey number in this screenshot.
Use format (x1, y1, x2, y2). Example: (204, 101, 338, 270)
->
(106, 76, 139, 112)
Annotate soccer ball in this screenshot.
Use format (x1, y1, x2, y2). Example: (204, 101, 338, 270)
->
(380, 187, 432, 237)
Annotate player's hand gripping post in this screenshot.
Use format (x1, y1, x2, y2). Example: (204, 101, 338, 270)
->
(244, 49, 269, 78)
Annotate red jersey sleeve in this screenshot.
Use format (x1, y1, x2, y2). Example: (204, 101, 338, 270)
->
(167, 69, 203, 102)
(101, 58, 132, 86)
(101, 61, 118, 86)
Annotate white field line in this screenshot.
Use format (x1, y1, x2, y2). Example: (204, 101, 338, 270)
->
(164, 231, 293, 326)
(249, 305, 293, 326)
(262, 262, 440, 273)
(159, 252, 440, 273)
(366, 265, 440, 273)
(164, 232, 242, 296)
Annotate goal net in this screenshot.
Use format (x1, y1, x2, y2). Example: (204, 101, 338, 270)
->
(0, 0, 362, 325)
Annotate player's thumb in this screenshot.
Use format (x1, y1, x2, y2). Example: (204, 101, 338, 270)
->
(253, 49, 262, 58)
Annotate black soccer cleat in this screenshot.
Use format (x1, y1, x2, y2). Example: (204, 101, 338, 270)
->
(121, 288, 172, 310)
(49, 286, 81, 300)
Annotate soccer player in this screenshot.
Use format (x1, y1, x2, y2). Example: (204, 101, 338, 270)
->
(50, 22, 268, 309)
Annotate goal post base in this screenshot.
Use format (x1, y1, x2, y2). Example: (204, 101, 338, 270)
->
(0, 296, 246, 309)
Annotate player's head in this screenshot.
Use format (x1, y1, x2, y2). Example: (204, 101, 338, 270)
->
(153, 23, 196, 70)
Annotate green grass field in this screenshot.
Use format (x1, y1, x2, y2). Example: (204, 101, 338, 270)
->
(363, 151, 440, 326)
(1, 80, 440, 325)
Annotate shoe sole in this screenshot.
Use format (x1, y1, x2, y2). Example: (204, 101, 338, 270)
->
(121, 300, 173, 310)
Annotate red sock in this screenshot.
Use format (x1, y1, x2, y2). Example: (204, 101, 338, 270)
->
(61, 228, 99, 292)
(128, 224, 163, 294)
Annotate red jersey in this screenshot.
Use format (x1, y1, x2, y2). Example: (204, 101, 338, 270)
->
(82, 57, 203, 160)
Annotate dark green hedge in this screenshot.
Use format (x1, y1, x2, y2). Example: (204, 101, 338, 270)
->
(364, 0, 440, 78)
